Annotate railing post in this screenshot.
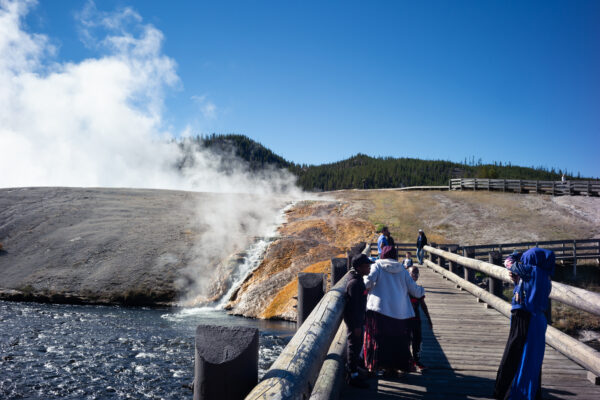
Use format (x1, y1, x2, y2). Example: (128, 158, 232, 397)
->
(194, 325, 258, 400)
(331, 258, 348, 286)
(572, 240, 577, 277)
(463, 247, 475, 282)
(437, 245, 446, 269)
(429, 242, 438, 263)
(297, 273, 325, 328)
(448, 245, 458, 274)
(569, 181, 573, 195)
(488, 251, 504, 299)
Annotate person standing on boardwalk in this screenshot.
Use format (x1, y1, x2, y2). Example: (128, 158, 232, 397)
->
(377, 226, 390, 258)
(494, 248, 555, 400)
(363, 245, 425, 377)
(416, 229, 428, 264)
(407, 266, 432, 372)
(344, 254, 373, 388)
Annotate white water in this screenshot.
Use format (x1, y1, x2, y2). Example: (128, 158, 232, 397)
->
(165, 202, 295, 321)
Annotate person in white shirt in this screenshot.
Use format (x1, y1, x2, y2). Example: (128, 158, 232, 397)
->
(402, 252, 414, 269)
(363, 245, 425, 377)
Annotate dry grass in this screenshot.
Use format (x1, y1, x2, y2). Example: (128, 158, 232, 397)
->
(329, 190, 600, 245)
(553, 302, 600, 335)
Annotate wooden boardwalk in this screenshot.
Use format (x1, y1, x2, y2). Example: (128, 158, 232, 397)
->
(341, 266, 600, 399)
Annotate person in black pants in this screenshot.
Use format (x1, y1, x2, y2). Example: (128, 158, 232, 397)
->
(494, 248, 554, 399)
(416, 229, 428, 265)
(408, 266, 432, 371)
(344, 253, 373, 388)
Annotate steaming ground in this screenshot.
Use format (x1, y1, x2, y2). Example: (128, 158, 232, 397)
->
(2, 187, 599, 318)
(0, 187, 289, 306)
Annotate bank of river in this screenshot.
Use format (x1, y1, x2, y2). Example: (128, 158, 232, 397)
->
(0, 300, 295, 399)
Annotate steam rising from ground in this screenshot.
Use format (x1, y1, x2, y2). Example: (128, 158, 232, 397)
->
(0, 0, 303, 303)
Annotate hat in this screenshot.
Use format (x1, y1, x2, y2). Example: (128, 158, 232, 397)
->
(381, 245, 398, 260)
(352, 254, 375, 268)
(418, 229, 423, 232)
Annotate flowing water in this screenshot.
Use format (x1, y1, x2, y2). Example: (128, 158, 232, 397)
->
(0, 300, 295, 399)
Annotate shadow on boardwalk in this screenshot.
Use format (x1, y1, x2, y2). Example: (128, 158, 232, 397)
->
(341, 267, 595, 399)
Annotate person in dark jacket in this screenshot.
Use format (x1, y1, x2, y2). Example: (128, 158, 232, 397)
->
(494, 248, 555, 400)
(416, 229, 428, 265)
(344, 253, 373, 388)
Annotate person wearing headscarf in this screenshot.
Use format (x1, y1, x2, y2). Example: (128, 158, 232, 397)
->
(377, 226, 390, 257)
(363, 245, 425, 377)
(494, 248, 555, 400)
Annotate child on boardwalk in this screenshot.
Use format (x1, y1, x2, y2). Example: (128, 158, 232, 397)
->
(402, 252, 414, 269)
(408, 266, 432, 371)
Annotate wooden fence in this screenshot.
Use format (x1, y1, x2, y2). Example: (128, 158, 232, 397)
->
(370, 238, 600, 274)
(449, 178, 600, 196)
(423, 245, 600, 380)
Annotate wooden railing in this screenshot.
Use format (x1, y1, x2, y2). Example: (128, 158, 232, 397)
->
(423, 245, 600, 379)
(459, 239, 600, 263)
(370, 238, 600, 274)
(449, 178, 600, 196)
(245, 244, 370, 400)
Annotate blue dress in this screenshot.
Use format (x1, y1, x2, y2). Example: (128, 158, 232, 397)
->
(495, 248, 555, 399)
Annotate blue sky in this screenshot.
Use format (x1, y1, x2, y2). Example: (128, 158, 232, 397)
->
(15, 1, 600, 177)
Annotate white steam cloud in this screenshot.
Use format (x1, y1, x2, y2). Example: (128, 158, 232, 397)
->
(0, 0, 303, 304)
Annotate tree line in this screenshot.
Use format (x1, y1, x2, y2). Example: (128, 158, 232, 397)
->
(193, 134, 592, 191)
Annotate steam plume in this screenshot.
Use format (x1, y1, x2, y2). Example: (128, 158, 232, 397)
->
(0, 0, 303, 303)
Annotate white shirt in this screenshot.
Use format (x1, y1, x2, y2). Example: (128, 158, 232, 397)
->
(364, 258, 425, 320)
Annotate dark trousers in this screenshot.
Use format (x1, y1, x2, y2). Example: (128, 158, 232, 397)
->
(409, 318, 422, 363)
(346, 327, 363, 373)
(494, 309, 542, 400)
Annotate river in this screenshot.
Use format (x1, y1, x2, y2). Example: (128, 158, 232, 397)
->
(0, 300, 295, 399)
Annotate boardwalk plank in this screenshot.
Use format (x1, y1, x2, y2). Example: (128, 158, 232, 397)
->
(340, 266, 600, 399)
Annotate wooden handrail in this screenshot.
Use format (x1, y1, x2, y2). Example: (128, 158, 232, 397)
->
(245, 272, 349, 400)
(422, 258, 600, 378)
(245, 244, 370, 399)
(423, 245, 600, 317)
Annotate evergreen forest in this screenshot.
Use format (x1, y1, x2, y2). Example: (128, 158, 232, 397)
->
(192, 134, 593, 192)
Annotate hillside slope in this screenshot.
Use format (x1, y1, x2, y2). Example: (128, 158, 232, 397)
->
(0, 187, 287, 305)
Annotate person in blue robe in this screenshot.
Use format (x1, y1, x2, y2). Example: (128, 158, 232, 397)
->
(494, 247, 555, 400)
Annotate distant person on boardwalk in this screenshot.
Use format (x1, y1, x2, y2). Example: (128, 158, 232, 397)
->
(344, 254, 374, 389)
(407, 266, 432, 372)
(377, 226, 391, 257)
(416, 229, 428, 264)
(494, 248, 555, 400)
(363, 245, 425, 377)
(402, 252, 414, 269)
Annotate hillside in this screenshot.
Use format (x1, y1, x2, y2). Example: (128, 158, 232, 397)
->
(1, 187, 598, 324)
(0, 187, 288, 306)
(198, 134, 595, 191)
(227, 190, 600, 322)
